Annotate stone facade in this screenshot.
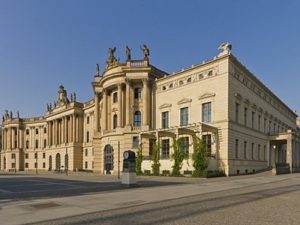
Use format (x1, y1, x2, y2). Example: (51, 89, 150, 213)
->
(1, 44, 300, 175)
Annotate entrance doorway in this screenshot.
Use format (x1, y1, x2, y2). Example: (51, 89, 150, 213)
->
(55, 153, 61, 171)
(104, 144, 114, 174)
(49, 156, 52, 171)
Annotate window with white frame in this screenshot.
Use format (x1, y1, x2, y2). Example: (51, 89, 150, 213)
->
(202, 102, 212, 123)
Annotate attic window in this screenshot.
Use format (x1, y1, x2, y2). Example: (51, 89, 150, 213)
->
(199, 74, 204, 79)
(179, 80, 184, 85)
(169, 83, 173, 88)
(208, 70, 213, 76)
(162, 86, 166, 91)
(187, 77, 192, 83)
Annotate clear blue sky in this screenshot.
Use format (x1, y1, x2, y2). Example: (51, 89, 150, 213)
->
(0, 0, 299, 118)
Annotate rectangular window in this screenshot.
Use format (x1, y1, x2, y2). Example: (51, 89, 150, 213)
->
(180, 107, 189, 126)
(113, 92, 118, 103)
(25, 163, 29, 168)
(86, 131, 90, 142)
(269, 121, 272, 133)
(85, 149, 88, 157)
(251, 111, 255, 129)
(35, 152, 38, 159)
(43, 153, 46, 158)
(34, 162, 37, 168)
(35, 128, 39, 135)
(202, 102, 212, 123)
(87, 116, 90, 124)
(85, 161, 88, 169)
(11, 153, 15, 159)
(244, 141, 247, 159)
(162, 139, 170, 159)
(264, 145, 266, 160)
(26, 129, 29, 135)
(180, 137, 189, 154)
(12, 163, 15, 169)
(235, 103, 240, 123)
(35, 140, 39, 149)
(202, 135, 212, 156)
(244, 108, 248, 126)
(149, 140, 155, 156)
(43, 162, 46, 168)
(162, 111, 169, 129)
(44, 127, 47, 134)
(258, 144, 261, 160)
(258, 115, 261, 131)
(132, 136, 139, 148)
(251, 143, 254, 160)
(25, 153, 29, 159)
(44, 139, 47, 148)
(235, 139, 239, 158)
(134, 87, 142, 99)
(264, 118, 267, 133)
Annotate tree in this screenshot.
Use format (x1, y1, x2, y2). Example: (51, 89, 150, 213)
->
(171, 138, 188, 176)
(151, 141, 160, 176)
(192, 136, 209, 177)
(136, 145, 143, 175)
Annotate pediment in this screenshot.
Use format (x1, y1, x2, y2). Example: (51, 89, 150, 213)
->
(198, 92, 216, 100)
(177, 98, 192, 105)
(159, 103, 172, 109)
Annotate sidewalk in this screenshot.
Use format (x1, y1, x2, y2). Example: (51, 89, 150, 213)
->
(1, 173, 298, 225)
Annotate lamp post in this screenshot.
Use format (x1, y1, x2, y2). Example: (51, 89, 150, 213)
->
(35, 152, 38, 175)
(65, 148, 68, 176)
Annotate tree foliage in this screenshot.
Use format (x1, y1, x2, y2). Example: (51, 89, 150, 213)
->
(192, 136, 209, 177)
(151, 141, 161, 176)
(171, 137, 188, 176)
(136, 145, 143, 175)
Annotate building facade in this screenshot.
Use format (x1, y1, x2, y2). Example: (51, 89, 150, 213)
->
(1, 43, 300, 175)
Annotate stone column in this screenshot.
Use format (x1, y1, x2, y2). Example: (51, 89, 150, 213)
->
(287, 133, 293, 172)
(95, 93, 99, 132)
(142, 79, 149, 126)
(118, 84, 122, 127)
(102, 89, 107, 131)
(73, 115, 76, 143)
(11, 128, 15, 149)
(1, 129, 5, 150)
(125, 79, 131, 126)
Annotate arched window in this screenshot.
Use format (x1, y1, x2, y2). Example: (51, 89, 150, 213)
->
(187, 77, 192, 83)
(113, 114, 118, 129)
(134, 111, 141, 127)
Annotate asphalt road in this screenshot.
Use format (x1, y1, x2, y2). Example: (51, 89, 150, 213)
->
(0, 173, 184, 202)
(29, 174, 300, 225)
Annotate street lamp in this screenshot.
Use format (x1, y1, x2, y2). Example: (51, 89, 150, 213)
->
(35, 152, 38, 175)
(65, 148, 68, 176)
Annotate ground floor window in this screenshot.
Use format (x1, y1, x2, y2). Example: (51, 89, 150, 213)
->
(85, 161, 88, 169)
(25, 163, 29, 168)
(180, 137, 189, 154)
(202, 134, 212, 156)
(162, 139, 170, 159)
(132, 136, 139, 148)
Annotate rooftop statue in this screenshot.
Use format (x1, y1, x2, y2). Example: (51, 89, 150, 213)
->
(95, 64, 100, 76)
(218, 42, 232, 57)
(126, 46, 131, 61)
(141, 44, 150, 60)
(106, 47, 119, 68)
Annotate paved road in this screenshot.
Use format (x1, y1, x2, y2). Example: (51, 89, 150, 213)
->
(1, 172, 300, 225)
(31, 174, 300, 225)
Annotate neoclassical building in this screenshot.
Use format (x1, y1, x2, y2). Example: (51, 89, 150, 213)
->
(1, 43, 300, 176)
